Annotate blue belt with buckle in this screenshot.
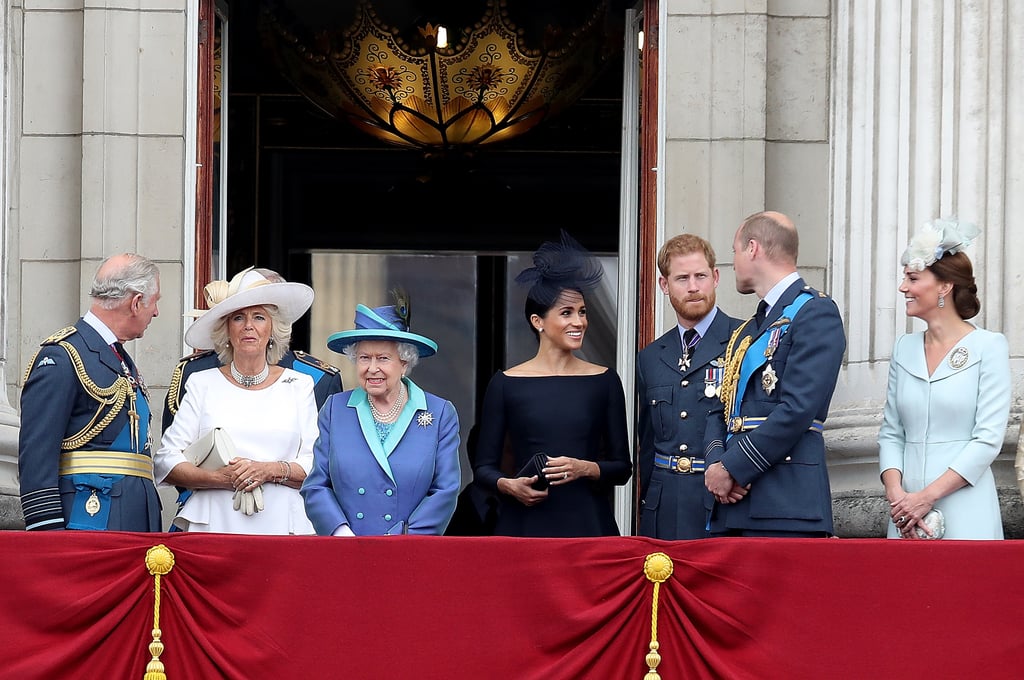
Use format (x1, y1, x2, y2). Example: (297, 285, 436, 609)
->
(654, 453, 706, 474)
(728, 417, 824, 435)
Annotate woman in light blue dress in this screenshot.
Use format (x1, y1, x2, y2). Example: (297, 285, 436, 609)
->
(879, 219, 1010, 539)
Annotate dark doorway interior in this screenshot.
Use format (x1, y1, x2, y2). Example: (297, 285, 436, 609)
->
(223, 1, 628, 423)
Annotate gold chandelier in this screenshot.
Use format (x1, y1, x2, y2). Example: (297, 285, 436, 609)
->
(260, 0, 618, 154)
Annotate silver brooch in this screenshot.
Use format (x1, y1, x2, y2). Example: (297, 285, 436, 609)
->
(948, 346, 969, 369)
(416, 412, 435, 428)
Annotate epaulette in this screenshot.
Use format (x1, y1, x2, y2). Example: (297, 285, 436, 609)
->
(178, 348, 217, 364)
(166, 349, 218, 416)
(802, 284, 829, 299)
(41, 326, 77, 345)
(293, 350, 340, 375)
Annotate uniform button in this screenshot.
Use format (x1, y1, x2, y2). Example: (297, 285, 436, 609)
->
(679, 411, 687, 419)
(358, 487, 366, 495)
(678, 444, 688, 452)
(785, 456, 792, 461)
(650, 399, 657, 405)
(384, 514, 392, 521)
(386, 489, 393, 496)
(681, 380, 689, 387)
(356, 512, 364, 519)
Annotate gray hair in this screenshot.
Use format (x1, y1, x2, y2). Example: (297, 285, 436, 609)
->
(341, 340, 420, 374)
(89, 254, 160, 310)
(211, 304, 291, 365)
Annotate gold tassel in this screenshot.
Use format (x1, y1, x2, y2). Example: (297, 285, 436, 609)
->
(642, 552, 674, 680)
(143, 544, 175, 680)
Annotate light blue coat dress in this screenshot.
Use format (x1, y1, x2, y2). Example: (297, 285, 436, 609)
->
(302, 378, 461, 536)
(878, 328, 1010, 539)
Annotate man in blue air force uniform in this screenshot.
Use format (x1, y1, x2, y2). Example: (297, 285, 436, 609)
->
(19, 254, 163, 531)
(703, 211, 846, 537)
(637, 234, 741, 539)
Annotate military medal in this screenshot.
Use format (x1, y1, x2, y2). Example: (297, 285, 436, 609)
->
(85, 490, 101, 516)
(761, 363, 779, 395)
(764, 327, 783, 360)
(705, 358, 725, 398)
(678, 353, 690, 372)
(949, 346, 969, 369)
(678, 329, 700, 372)
(760, 327, 784, 395)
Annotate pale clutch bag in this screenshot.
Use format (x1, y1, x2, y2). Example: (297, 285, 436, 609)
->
(183, 427, 237, 470)
(914, 508, 945, 540)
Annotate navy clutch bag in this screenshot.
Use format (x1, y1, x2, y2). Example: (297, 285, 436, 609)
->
(516, 453, 550, 490)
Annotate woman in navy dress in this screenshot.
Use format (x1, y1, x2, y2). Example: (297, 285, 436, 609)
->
(473, 232, 632, 537)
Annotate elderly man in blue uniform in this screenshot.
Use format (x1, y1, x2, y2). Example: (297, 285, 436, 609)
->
(636, 234, 741, 539)
(162, 267, 342, 432)
(19, 253, 163, 531)
(704, 211, 846, 537)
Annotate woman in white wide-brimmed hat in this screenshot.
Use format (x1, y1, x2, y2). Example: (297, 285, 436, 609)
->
(301, 291, 462, 536)
(154, 267, 320, 534)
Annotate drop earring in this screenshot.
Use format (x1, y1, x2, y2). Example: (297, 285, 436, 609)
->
(938, 294, 945, 308)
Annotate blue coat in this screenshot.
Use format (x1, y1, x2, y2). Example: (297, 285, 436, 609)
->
(704, 279, 846, 535)
(18, 319, 162, 531)
(636, 309, 741, 539)
(163, 348, 342, 431)
(301, 379, 461, 536)
(878, 328, 1010, 539)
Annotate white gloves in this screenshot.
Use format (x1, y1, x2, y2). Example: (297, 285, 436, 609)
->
(232, 485, 264, 515)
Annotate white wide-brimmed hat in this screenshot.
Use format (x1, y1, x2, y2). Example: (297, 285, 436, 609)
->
(184, 267, 314, 350)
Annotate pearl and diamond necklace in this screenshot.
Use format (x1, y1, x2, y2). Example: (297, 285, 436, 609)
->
(368, 383, 406, 422)
(230, 361, 269, 387)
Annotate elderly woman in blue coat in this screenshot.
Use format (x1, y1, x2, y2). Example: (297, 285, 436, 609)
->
(301, 295, 461, 536)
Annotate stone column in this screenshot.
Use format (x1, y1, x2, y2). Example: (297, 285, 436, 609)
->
(829, 1, 1024, 535)
(0, 0, 21, 528)
(3, 2, 192, 528)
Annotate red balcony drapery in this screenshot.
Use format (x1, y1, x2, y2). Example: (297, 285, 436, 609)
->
(1, 532, 1021, 679)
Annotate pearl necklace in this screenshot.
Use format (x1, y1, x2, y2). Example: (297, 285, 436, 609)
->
(369, 383, 406, 422)
(230, 361, 269, 388)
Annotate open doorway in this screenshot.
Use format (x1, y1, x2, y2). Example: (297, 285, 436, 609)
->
(203, 0, 647, 532)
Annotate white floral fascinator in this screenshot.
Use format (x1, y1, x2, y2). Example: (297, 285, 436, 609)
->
(900, 217, 980, 272)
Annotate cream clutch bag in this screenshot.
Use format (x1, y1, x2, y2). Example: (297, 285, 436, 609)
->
(183, 428, 237, 470)
(914, 509, 945, 539)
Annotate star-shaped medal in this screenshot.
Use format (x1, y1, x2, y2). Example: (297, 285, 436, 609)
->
(761, 364, 778, 395)
(416, 412, 435, 428)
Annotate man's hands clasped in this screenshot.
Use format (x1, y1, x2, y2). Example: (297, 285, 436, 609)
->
(704, 461, 749, 504)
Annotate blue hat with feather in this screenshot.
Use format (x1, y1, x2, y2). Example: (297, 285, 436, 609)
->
(327, 290, 437, 357)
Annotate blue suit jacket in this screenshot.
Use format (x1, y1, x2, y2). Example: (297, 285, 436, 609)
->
(704, 279, 846, 534)
(636, 309, 741, 539)
(18, 319, 162, 531)
(301, 380, 462, 536)
(162, 348, 342, 431)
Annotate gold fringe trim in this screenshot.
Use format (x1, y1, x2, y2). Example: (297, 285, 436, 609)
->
(642, 552, 674, 680)
(143, 545, 175, 680)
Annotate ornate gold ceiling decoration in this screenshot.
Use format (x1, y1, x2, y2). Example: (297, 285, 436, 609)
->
(260, 0, 618, 154)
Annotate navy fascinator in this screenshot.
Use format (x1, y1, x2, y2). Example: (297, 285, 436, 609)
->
(515, 230, 604, 308)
